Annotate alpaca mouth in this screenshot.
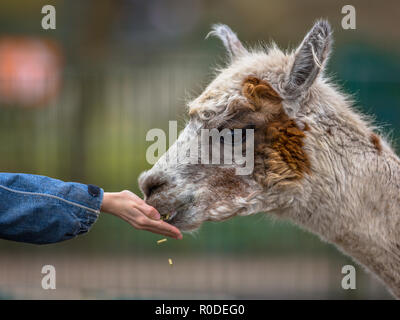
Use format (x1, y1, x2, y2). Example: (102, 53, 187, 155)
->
(161, 205, 185, 225)
(160, 197, 194, 227)
(145, 192, 195, 228)
(160, 212, 175, 222)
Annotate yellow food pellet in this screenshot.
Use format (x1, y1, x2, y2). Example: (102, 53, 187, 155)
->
(168, 259, 173, 265)
(157, 238, 167, 244)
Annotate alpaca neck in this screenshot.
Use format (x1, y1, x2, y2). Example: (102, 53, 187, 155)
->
(300, 149, 400, 298)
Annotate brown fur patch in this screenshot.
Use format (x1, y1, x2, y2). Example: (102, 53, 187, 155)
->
(370, 133, 382, 154)
(241, 77, 310, 187)
(253, 110, 311, 187)
(243, 76, 282, 109)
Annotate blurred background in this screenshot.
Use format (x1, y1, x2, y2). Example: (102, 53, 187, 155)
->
(0, 0, 399, 299)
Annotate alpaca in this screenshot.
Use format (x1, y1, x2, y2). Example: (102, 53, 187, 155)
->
(139, 20, 400, 298)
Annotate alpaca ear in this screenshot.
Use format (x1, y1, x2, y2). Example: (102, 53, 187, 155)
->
(207, 24, 248, 60)
(285, 20, 332, 99)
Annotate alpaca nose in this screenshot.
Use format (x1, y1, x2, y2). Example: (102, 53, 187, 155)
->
(139, 173, 168, 199)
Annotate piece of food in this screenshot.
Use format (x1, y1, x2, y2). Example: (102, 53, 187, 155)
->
(157, 238, 167, 244)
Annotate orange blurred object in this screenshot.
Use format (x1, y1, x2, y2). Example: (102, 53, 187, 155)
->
(0, 37, 63, 107)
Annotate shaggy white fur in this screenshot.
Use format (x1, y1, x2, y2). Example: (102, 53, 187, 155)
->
(139, 20, 400, 298)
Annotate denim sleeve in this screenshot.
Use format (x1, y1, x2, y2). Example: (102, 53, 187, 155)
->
(0, 173, 104, 244)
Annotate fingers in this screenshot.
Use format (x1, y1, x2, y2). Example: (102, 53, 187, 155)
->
(128, 194, 161, 221)
(144, 225, 182, 239)
(117, 190, 181, 238)
(143, 219, 183, 239)
(131, 216, 182, 239)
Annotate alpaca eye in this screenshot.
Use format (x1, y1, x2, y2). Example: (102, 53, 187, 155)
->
(220, 125, 255, 145)
(240, 125, 256, 143)
(230, 129, 246, 145)
(219, 129, 242, 145)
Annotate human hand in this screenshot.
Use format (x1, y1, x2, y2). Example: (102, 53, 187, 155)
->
(100, 190, 182, 240)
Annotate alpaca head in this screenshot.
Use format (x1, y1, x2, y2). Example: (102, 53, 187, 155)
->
(139, 20, 334, 231)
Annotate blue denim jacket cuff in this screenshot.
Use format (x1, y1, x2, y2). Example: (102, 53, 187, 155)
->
(0, 173, 105, 244)
(71, 185, 104, 235)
